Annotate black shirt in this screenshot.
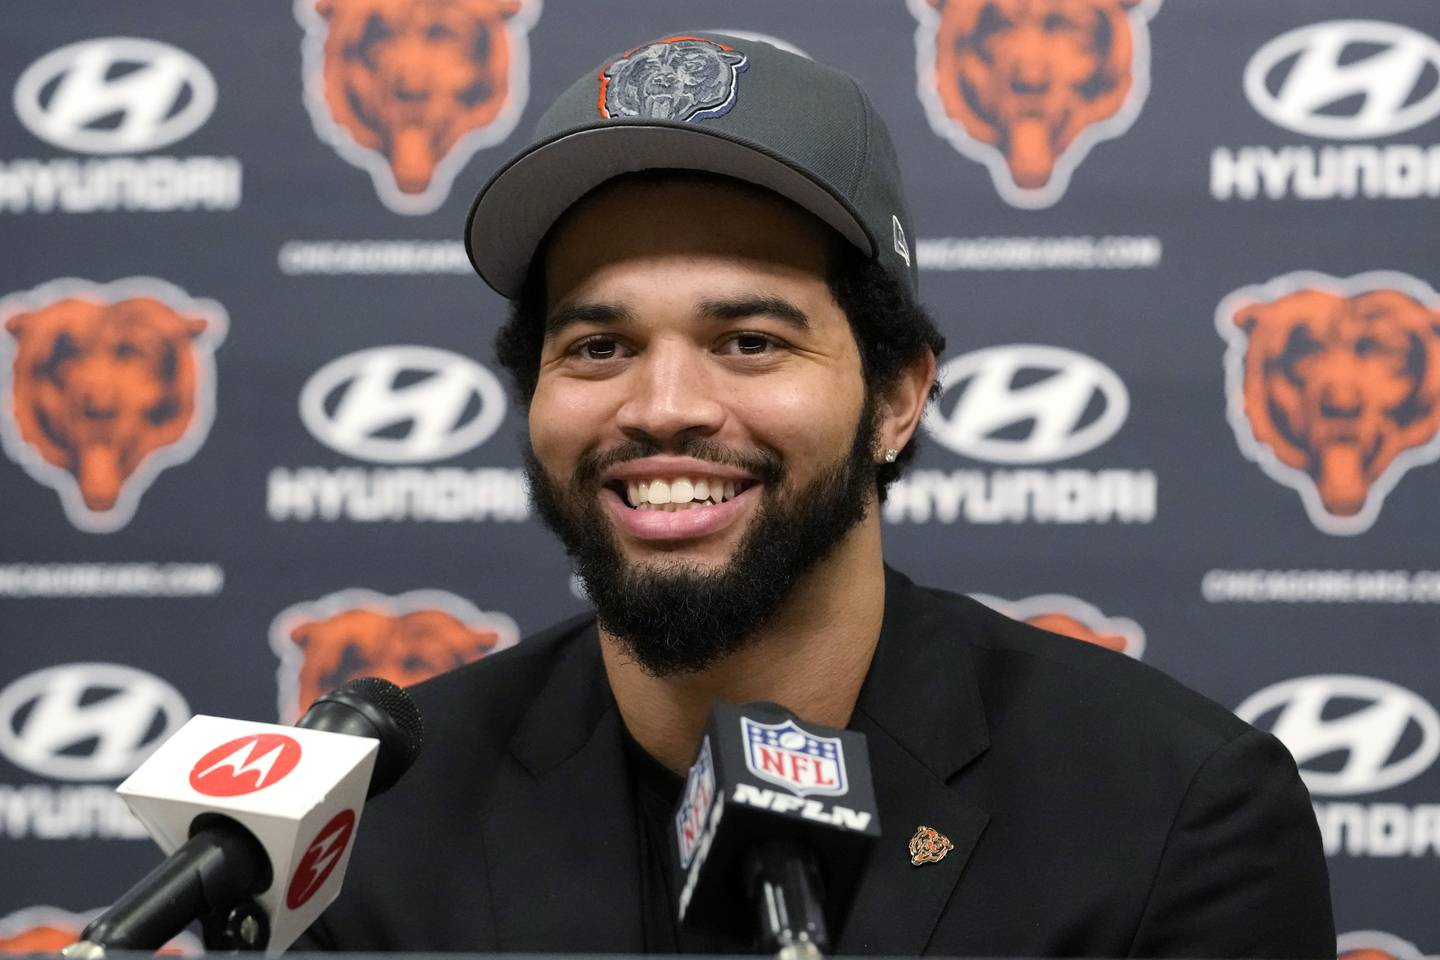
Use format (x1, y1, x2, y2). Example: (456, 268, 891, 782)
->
(622, 723, 748, 954)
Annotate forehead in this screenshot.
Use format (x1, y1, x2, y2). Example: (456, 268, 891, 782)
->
(541, 175, 835, 307)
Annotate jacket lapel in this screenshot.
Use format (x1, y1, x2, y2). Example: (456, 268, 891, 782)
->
(477, 627, 645, 952)
(838, 568, 991, 955)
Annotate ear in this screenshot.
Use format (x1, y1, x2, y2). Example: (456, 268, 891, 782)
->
(290, 624, 313, 649)
(314, 0, 334, 19)
(496, 0, 523, 19)
(1233, 303, 1266, 334)
(875, 349, 937, 462)
(3, 312, 29, 337)
(184, 316, 208, 339)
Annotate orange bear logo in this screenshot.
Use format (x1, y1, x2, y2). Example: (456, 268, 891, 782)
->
(0, 279, 226, 533)
(910, 0, 1159, 208)
(271, 588, 519, 721)
(297, 0, 540, 214)
(972, 593, 1145, 657)
(1218, 272, 1440, 535)
(0, 907, 200, 955)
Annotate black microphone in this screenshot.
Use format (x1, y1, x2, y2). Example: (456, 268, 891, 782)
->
(66, 677, 424, 957)
(671, 702, 880, 955)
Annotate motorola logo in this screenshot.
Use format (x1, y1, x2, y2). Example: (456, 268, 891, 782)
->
(286, 809, 357, 909)
(0, 663, 190, 781)
(926, 345, 1129, 464)
(13, 38, 218, 154)
(299, 346, 506, 464)
(189, 733, 303, 797)
(1244, 21, 1440, 140)
(1236, 675, 1440, 796)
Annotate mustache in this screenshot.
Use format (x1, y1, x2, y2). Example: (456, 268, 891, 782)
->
(572, 437, 784, 489)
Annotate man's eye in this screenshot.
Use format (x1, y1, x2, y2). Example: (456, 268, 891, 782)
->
(573, 337, 620, 360)
(726, 333, 774, 356)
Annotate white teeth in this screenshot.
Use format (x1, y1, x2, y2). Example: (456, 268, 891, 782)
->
(621, 475, 750, 507)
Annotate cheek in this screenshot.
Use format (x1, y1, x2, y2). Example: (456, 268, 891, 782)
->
(528, 381, 613, 467)
(730, 376, 865, 456)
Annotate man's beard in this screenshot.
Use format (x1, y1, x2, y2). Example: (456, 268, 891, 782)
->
(524, 397, 879, 677)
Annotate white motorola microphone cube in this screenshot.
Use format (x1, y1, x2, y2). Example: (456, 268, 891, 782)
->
(116, 715, 378, 955)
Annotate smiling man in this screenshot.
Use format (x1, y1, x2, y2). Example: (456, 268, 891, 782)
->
(300, 33, 1334, 957)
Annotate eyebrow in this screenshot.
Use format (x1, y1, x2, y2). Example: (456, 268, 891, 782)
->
(543, 294, 812, 338)
(697, 295, 811, 330)
(544, 302, 633, 336)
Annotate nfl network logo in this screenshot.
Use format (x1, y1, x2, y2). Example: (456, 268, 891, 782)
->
(741, 717, 847, 798)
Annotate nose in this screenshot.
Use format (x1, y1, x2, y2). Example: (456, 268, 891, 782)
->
(614, 340, 726, 446)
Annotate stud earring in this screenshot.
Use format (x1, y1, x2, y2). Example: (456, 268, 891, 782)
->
(883, 448, 898, 463)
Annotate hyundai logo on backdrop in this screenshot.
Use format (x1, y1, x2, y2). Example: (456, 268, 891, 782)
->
(1244, 21, 1440, 140)
(270, 346, 528, 523)
(13, 38, 218, 154)
(1213, 20, 1440, 200)
(0, 663, 190, 841)
(927, 345, 1129, 464)
(0, 663, 189, 782)
(886, 344, 1155, 524)
(2, 38, 242, 212)
(1237, 675, 1440, 858)
(298, 346, 505, 464)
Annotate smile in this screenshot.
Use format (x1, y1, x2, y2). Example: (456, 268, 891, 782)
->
(615, 476, 756, 511)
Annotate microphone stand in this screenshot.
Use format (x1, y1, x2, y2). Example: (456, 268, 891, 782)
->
(747, 838, 830, 960)
(62, 815, 272, 958)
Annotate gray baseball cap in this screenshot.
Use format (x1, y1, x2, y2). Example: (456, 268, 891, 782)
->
(465, 33, 918, 301)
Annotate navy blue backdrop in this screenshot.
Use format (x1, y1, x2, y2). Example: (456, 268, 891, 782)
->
(2, 3, 1438, 957)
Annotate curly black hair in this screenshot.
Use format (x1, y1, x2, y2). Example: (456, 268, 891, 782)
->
(492, 190, 945, 500)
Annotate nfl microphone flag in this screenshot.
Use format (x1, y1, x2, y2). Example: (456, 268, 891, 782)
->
(672, 702, 880, 948)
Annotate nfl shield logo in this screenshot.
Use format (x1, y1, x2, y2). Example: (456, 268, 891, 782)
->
(741, 717, 847, 797)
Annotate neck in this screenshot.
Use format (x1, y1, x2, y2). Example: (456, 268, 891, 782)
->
(599, 514, 887, 776)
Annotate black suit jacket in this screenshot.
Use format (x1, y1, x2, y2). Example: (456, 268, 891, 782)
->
(300, 568, 1334, 956)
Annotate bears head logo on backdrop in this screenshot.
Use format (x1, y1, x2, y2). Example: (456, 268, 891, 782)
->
(296, 0, 540, 215)
(0, 278, 226, 533)
(909, 0, 1160, 208)
(599, 36, 748, 122)
(0, 906, 202, 955)
(1217, 271, 1440, 536)
(271, 588, 519, 721)
(971, 593, 1145, 657)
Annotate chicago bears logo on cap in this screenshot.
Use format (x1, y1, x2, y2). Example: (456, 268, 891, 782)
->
(1217, 271, 1440, 535)
(271, 587, 519, 722)
(599, 36, 748, 122)
(0, 278, 226, 533)
(909, 0, 1160, 208)
(296, 0, 540, 215)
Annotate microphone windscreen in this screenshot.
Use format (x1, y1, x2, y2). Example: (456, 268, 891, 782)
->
(298, 677, 424, 797)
